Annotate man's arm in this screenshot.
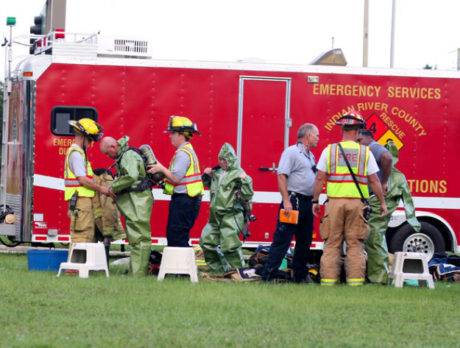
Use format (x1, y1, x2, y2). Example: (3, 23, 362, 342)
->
(368, 173, 388, 218)
(238, 171, 254, 201)
(148, 151, 189, 185)
(110, 151, 142, 193)
(148, 163, 181, 185)
(379, 151, 393, 195)
(278, 174, 292, 215)
(312, 170, 326, 217)
(77, 176, 115, 198)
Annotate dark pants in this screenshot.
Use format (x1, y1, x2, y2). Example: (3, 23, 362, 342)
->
(166, 194, 202, 247)
(262, 193, 313, 281)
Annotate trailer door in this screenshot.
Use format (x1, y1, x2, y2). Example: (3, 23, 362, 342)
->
(237, 76, 292, 242)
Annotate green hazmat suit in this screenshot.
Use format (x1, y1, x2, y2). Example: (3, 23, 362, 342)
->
(366, 140, 421, 284)
(199, 143, 254, 272)
(111, 136, 154, 276)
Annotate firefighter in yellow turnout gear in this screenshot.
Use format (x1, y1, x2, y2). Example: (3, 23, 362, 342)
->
(100, 136, 154, 276)
(64, 118, 115, 246)
(312, 111, 387, 286)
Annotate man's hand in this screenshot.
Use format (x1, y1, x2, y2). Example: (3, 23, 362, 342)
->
(312, 171, 326, 218)
(147, 163, 165, 174)
(102, 187, 116, 199)
(78, 175, 116, 199)
(238, 171, 247, 179)
(283, 199, 293, 216)
(380, 202, 388, 218)
(382, 182, 388, 195)
(312, 203, 321, 218)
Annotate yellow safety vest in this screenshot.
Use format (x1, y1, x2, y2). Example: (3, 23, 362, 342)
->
(164, 142, 204, 197)
(326, 141, 370, 199)
(64, 144, 95, 201)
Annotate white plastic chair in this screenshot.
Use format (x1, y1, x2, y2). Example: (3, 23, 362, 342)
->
(157, 247, 199, 283)
(388, 252, 434, 289)
(57, 242, 109, 278)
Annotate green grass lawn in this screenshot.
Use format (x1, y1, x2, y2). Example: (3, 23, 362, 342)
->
(0, 252, 459, 347)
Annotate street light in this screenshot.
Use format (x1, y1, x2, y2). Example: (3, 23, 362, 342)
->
(6, 17, 16, 26)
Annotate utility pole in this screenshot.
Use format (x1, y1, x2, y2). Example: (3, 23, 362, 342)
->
(457, 48, 460, 70)
(363, 0, 369, 67)
(390, 0, 396, 68)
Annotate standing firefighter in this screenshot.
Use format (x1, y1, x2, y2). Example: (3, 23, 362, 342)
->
(64, 118, 115, 247)
(199, 143, 254, 271)
(100, 136, 154, 276)
(312, 111, 387, 286)
(148, 116, 204, 247)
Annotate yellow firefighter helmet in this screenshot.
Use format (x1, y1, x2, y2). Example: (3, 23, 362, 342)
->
(68, 118, 104, 142)
(335, 110, 366, 128)
(164, 115, 200, 138)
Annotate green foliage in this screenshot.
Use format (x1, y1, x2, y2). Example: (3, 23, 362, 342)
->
(0, 253, 459, 347)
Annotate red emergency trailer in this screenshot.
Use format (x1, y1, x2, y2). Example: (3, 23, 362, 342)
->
(1, 32, 459, 260)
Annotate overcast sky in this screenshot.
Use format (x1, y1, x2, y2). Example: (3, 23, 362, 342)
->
(1, 0, 460, 80)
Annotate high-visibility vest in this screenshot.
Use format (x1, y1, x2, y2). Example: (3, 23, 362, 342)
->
(164, 142, 204, 197)
(326, 141, 370, 199)
(64, 144, 95, 201)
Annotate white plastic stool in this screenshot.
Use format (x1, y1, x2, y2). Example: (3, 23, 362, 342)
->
(157, 247, 199, 283)
(388, 252, 434, 289)
(57, 242, 109, 278)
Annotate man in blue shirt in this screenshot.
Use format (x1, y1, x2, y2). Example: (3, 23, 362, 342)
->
(261, 123, 319, 283)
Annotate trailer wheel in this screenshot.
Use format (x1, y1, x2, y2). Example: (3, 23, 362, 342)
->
(389, 221, 445, 260)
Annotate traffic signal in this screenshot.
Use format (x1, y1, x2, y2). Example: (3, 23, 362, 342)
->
(30, 15, 44, 35)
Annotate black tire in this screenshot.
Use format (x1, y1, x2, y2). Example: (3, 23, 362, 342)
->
(389, 221, 445, 260)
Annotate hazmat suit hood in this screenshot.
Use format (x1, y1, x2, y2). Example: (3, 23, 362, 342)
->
(218, 143, 239, 171)
(117, 136, 130, 156)
(385, 139, 399, 166)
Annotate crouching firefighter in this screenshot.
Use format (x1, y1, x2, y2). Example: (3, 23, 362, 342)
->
(92, 169, 127, 259)
(199, 143, 254, 272)
(100, 136, 154, 276)
(64, 118, 115, 254)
